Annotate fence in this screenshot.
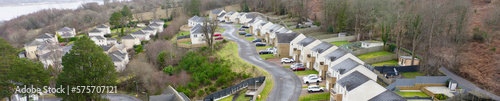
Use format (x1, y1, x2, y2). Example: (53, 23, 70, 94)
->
(203, 76, 266, 101)
(178, 43, 208, 48)
(363, 54, 397, 64)
(351, 46, 384, 56)
(320, 36, 356, 42)
(177, 35, 190, 40)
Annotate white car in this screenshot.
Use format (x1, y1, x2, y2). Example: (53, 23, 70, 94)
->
(307, 85, 324, 93)
(281, 58, 294, 63)
(303, 77, 322, 84)
(266, 48, 276, 53)
(303, 74, 318, 80)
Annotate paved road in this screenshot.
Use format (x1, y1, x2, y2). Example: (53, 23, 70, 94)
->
(439, 68, 500, 100)
(220, 24, 302, 101)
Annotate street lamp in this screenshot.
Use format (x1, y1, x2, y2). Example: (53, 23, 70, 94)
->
(142, 92, 148, 101)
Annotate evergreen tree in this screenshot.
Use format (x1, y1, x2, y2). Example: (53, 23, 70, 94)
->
(190, 0, 200, 16)
(109, 12, 123, 28)
(120, 5, 133, 22)
(0, 38, 17, 99)
(55, 36, 117, 100)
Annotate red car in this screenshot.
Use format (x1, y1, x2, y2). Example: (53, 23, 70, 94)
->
(291, 66, 306, 71)
(214, 33, 221, 36)
(215, 36, 224, 40)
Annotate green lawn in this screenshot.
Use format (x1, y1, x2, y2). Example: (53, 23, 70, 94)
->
(330, 41, 350, 46)
(298, 93, 330, 101)
(287, 25, 293, 28)
(371, 60, 398, 66)
(401, 72, 423, 79)
(236, 24, 242, 28)
(356, 51, 394, 60)
(218, 95, 234, 101)
(235, 89, 251, 101)
(292, 28, 304, 31)
(395, 91, 431, 97)
(294, 70, 319, 75)
(111, 29, 118, 33)
(111, 35, 118, 38)
(239, 35, 245, 37)
(165, 21, 172, 25)
(256, 46, 273, 50)
(180, 41, 191, 44)
(177, 31, 190, 36)
(259, 54, 275, 60)
(284, 66, 291, 68)
(245, 37, 255, 41)
(245, 30, 250, 34)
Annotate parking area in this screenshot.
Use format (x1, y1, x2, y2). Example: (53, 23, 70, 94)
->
(266, 58, 293, 66)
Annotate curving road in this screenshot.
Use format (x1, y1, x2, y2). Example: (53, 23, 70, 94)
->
(220, 24, 302, 101)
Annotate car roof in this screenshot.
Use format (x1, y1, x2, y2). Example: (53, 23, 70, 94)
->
(308, 85, 319, 87)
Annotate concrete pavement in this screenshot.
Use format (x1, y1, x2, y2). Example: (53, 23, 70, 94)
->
(220, 24, 302, 101)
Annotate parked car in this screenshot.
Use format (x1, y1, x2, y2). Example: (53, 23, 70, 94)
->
(252, 39, 262, 43)
(214, 33, 221, 36)
(255, 42, 266, 47)
(241, 25, 249, 28)
(291, 66, 306, 71)
(303, 77, 322, 84)
(239, 28, 246, 31)
(215, 36, 224, 40)
(303, 74, 318, 80)
(245, 33, 253, 37)
(291, 63, 304, 68)
(239, 31, 246, 35)
(307, 85, 324, 93)
(259, 50, 272, 54)
(225, 21, 234, 24)
(281, 58, 294, 63)
(220, 20, 226, 22)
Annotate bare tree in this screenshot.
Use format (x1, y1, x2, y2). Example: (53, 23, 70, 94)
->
(201, 19, 218, 51)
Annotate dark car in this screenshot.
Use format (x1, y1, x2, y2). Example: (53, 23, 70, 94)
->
(239, 28, 246, 31)
(259, 50, 272, 54)
(255, 42, 266, 47)
(241, 25, 249, 28)
(239, 31, 247, 35)
(225, 21, 234, 24)
(245, 33, 253, 37)
(252, 39, 262, 43)
(220, 20, 226, 22)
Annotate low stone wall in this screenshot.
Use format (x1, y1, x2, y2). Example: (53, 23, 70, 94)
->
(398, 84, 446, 90)
(252, 78, 266, 100)
(294, 27, 322, 34)
(364, 54, 398, 64)
(177, 38, 191, 43)
(351, 46, 384, 56)
(320, 36, 356, 42)
(178, 43, 208, 48)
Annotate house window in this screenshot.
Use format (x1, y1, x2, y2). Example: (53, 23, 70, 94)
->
(194, 35, 197, 37)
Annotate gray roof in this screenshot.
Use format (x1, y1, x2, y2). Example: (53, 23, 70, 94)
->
(121, 35, 135, 39)
(39, 50, 65, 60)
(331, 58, 361, 74)
(89, 28, 102, 33)
(96, 24, 109, 28)
(132, 30, 146, 35)
(61, 32, 73, 37)
(24, 40, 46, 46)
(192, 26, 211, 34)
(276, 33, 298, 43)
(336, 71, 371, 91)
(150, 94, 175, 101)
(324, 49, 347, 62)
(248, 18, 256, 23)
(217, 13, 226, 17)
(310, 42, 333, 54)
(109, 51, 126, 62)
(101, 45, 114, 51)
(58, 27, 73, 31)
(142, 26, 155, 31)
(227, 11, 236, 15)
(260, 22, 267, 26)
(189, 15, 206, 22)
(211, 9, 223, 14)
(297, 37, 315, 46)
(245, 14, 256, 19)
(368, 90, 406, 101)
(150, 19, 163, 22)
(149, 23, 161, 26)
(36, 33, 55, 39)
(108, 38, 117, 40)
(62, 43, 74, 53)
(386, 76, 450, 90)
(90, 36, 106, 40)
(190, 24, 202, 31)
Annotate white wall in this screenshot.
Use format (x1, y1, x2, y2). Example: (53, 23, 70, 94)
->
(289, 34, 306, 59)
(345, 81, 386, 101)
(299, 40, 321, 64)
(190, 33, 205, 44)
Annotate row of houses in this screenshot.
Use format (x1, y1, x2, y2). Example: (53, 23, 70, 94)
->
(21, 19, 166, 72)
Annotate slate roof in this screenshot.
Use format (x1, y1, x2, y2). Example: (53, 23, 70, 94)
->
(62, 43, 74, 53)
(58, 27, 73, 32)
(36, 33, 55, 39)
(211, 9, 223, 14)
(90, 36, 106, 40)
(297, 37, 315, 46)
(108, 38, 117, 41)
(386, 76, 450, 90)
(96, 24, 109, 28)
(192, 26, 210, 34)
(190, 24, 202, 31)
(61, 32, 73, 37)
(89, 28, 102, 33)
(324, 49, 347, 61)
(227, 11, 236, 15)
(132, 30, 146, 35)
(245, 14, 256, 19)
(336, 71, 371, 91)
(142, 26, 155, 31)
(24, 40, 46, 46)
(189, 15, 206, 22)
(151, 19, 163, 22)
(110, 50, 126, 62)
(310, 42, 333, 54)
(331, 58, 361, 74)
(101, 45, 114, 51)
(39, 50, 65, 60)
(217, 13, 226, 17)
(276, 33, 299, 43)
(149, 23, 161, 26)
(368, 90, 406, 101)
(248, 19, 256, 23)
(121, 35, 135, 39)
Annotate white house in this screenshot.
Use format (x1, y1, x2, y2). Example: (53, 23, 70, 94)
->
(56, 27, 76, 38)
(331, 71, 404, 101)
(188, 15, 206, 27)
(361, 41, 384, 48)
(24, 33, 58, 59)
(299, 39, 322, 69)
(96, 24, 111, 34)
(240, 14, 257, 24)
(209, 9, 226, 20)
(142, 26, 158, 36)
(109, 50, 129, 72)
(121, 35, 140, 49)
(309, 42, 336, 78)
(217, 12, 227, 21)
(107, 38, 117, 45)
(149, 23, 163, 32)
(190, 25, 206, 44)
(289, 34, 307, 60)
(149, 19, 165, 25)
(226, 11, 239, 22)
(90, 36, 107, 46)
(131, 30, 150, 40)
(88, 28, 105, 37)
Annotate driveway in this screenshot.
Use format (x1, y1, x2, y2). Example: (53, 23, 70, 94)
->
(221, 24, 302, 101)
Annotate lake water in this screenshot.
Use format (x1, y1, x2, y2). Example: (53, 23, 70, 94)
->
(0, 1, 106, 21)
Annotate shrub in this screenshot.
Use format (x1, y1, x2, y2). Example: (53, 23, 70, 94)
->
(221, 85, 227, 89)
(188, 82, 199, 90)
(141, 40, 149, 45)
(197, 89, 204, 96)
(104, 34, 111, 37)
(163, 65, 173, 75)
(389, 44, 397, 52)
(328, 25, 334, 33)
(313, 21, 321, 26)
(216, 77, 227, 86)
(472, 27, 486, 42)
(209, 86, 217, 92)
(59, 38, 67, 42)
(134, 45, 143, 53)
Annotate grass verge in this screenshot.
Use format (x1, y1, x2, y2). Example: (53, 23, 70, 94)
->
(371, 60, 398, 66)
(177, 31, 190, 36)
(256, 46, 273, 50)
(218, 95, 234, 101)
(180, 41, 191, 44)
(298, 93, 330, 101)
(259, 54, 275, 60)
(356, 51, 394, 60)
(294, 70, 319, 75)
(245, 37, 255, 41)
(400, 72, 423, 79)
(395, 91, 431, 97)
(330, 41, 350, 46)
